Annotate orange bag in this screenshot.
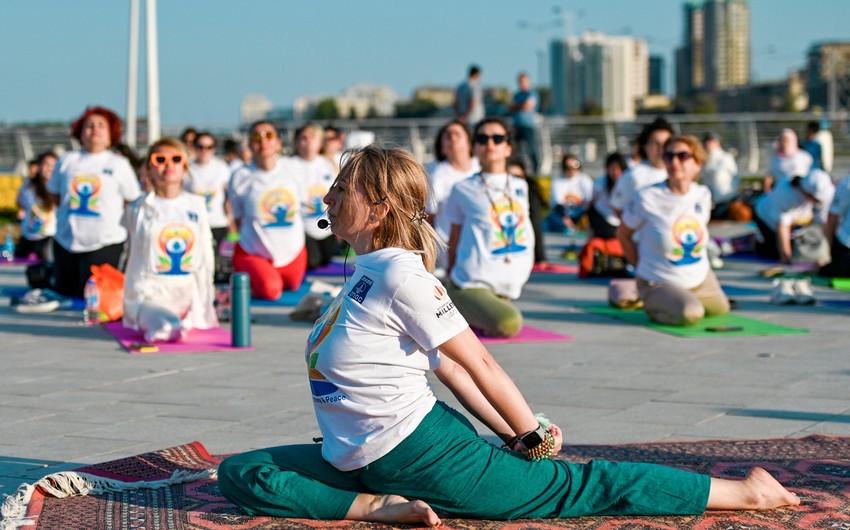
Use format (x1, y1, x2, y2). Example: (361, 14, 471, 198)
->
(88, 263, 125, 322)
(578, 237, 628, 279)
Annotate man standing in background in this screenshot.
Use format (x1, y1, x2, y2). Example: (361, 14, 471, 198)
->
(510, 72, 539, 174)
(454, 65, 484, 126)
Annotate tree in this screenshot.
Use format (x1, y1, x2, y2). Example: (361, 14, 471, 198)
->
(312, 99, 340, 120)
(394, 98, 438, 118)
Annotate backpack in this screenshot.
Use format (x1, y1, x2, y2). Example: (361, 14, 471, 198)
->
(579, 237, 629, 279)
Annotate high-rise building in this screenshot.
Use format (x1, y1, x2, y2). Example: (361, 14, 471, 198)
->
(550, 32, 648, 119)
(806, 42, 850, 112)
(676, 0, 749, 96)
(649, 56, 665, 94)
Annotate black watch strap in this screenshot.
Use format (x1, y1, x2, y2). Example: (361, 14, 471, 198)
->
(518, 427, 546, 450)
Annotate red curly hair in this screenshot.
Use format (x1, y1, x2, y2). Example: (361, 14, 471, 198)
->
(71, 106, 123, 147)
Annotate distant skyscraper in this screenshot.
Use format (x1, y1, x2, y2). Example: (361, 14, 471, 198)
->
(676, 0, 749, 96)
(806, 42, 850, 112)
(550, 32, 648, 119)
(649, 56, 665, 94)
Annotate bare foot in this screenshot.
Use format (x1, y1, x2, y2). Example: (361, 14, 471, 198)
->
(346, 493, 442, 527)
(707, 467, 800, 511)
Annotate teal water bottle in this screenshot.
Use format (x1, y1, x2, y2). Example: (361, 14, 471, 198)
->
(231, 272, 251, 347)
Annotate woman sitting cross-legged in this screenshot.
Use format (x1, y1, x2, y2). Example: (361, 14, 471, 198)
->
(617, 134, 730, 326)
(122, 138, 217, 342)
(217, 144, 799, 527)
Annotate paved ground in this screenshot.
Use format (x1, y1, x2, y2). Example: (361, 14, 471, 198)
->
(1, 238, 850, 499)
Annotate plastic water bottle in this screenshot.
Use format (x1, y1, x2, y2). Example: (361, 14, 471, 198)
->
(1, 234, 14, 262)
(83, 278, 100, 324)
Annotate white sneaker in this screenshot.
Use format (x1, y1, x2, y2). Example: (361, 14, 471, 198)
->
(792, 278, 815, 305)
(12, 288, 63, 313)
(770, 279, 796, 305)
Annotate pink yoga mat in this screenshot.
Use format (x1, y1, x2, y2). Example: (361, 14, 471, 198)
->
(531, 263, 578, 274)
(103, 321, 254, 354)
(475, 325, 574, 345)
(0, 255, 40, 266)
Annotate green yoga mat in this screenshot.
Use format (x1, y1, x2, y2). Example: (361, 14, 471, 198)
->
(831, 278, 850, 291)
(580, 304, 809, 337)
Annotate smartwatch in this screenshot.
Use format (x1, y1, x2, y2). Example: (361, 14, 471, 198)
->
(517, 427, 546, 450)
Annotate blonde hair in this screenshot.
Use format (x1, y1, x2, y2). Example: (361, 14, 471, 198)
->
(664, 134, 707, 166)
(338, 145, 441, 271)
(146, 138, 191, 170)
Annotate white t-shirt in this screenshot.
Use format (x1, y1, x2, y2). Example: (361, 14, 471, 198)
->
(754, 180, 815, 231)
(443, 172, 534, 299)
(47, 149, 142, 252)
(622, 181, 712, 290)
(609, 162, 668, 212)
(427, 159, 480, 242)
(768, 151, 813, 188)
(17, 185, 57, 240)
(830, 175, 850, 249)
(122, 192, 217, 332)
(289, 156, 336, 240)
(549, 172, 594, 214)
(229, 158, 306, 267)
(700, 149, 739, 204)
(591, 176, 620, 228)
(187, 157, 231, 229)
(306, 248, 468, 471)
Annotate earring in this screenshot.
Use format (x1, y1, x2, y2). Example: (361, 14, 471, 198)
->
(369, 215, 376, 222)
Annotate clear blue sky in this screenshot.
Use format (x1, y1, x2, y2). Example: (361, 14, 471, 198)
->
(2, 0, 848, 127)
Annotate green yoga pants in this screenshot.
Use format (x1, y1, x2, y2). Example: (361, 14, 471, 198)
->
(217, 401, 710, 520)
(446, 283, 522, 337)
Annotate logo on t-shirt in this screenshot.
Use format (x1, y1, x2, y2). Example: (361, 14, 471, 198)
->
(307, 300, 347, 402)
(668, 214, 704, 266)
(156, 222, 195, 275)
(69, 174, 102, 217)
(489, 197, 529, 256)
(304, 184, 329, 218)
(348, 276, 374, 304)
(434, 285, 446, 300)
(259, 187, 297, 227)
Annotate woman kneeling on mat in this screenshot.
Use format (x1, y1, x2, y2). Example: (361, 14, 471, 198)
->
(218, 145, 798, 526)
(122, 138, 217, 342)
(617, 135, 730, 326)
(443, 117, 534, 337)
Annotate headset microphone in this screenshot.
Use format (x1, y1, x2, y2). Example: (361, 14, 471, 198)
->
(317, 219, 330, 229)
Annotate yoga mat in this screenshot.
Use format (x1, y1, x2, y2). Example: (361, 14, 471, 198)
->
(251, 281, 312, 306)
(531, 263, 579, 274)
(475, 325, 574, 345)
(306, 261, 351, 277)
(832, 278, 850, 291)
(579, 303, 808, 337)
(721, 285, 766, 296)
(7, 435, 850, 529)
(0, 255, 40, 266)
(103, 321, 253, 354)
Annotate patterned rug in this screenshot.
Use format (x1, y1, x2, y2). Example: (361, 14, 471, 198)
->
(5, 435, 850, 529)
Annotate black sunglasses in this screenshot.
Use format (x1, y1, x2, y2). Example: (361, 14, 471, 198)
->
(662, 151, 694, 163)
(474, 133, 507, 145)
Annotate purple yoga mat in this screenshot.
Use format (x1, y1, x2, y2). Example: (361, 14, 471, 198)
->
(0, 255, 41, 266)
(475, 325, 574, 345)
(103, 321, 253, 354)
(307, 261, 350, 276)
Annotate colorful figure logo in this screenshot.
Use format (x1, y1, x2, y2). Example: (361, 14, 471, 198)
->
(489, 196, 528, 256)
(668, 214, 704, 266)
(69, 174, 102, 216)
(259, 187, 297, 227)
(304, 184, 328, 218)
(307, 298, 343, 397)
(201, 189, 216, 212)
(156, 222, 195, 275)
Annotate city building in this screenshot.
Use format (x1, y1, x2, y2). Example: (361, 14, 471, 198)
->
(649, 56, 665, 95)
(806, 42, 850, 112)
(676, 0, 750, 97)
(550, 32, 648, 120)
(240, 94, 273, 124)
(293, 83, 400, 120)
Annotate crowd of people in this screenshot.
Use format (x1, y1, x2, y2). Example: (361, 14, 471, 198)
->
(4, 93, 843, 524)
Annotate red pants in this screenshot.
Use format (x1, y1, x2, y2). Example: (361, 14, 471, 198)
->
(232, 244, 307, 300)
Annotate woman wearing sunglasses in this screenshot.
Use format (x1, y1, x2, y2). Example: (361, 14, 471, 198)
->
(442, 117, 534, 337)
(122, 139, 217, 342)
(218, 145, 798, 527)
(617, 135, 730, 326)
(47, 106, 142, 297)
(228, 121, 308, 300)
